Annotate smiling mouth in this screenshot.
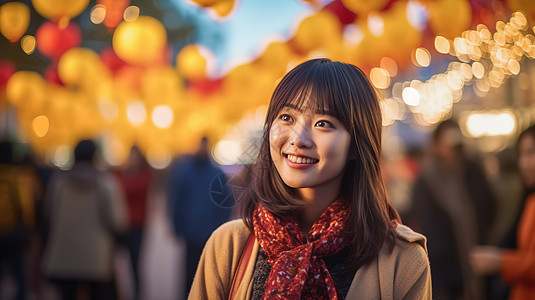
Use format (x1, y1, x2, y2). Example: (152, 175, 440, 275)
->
(284, 154, 319, 164)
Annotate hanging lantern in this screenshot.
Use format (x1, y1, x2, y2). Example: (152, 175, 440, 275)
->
(6, 71, 47, 107)
(428, 0, 472, 39)
(0, 2, 30, 42)
(176, 44, 215, 80)
(36, 21, 81, 61)
(32, 0, 90, 24)
(323, 0, 357, 25)
(112, 16, 167, 65)
(341, 0, 389, 16)
(292, 11, 342, 54)
(97, 0, 130, 28)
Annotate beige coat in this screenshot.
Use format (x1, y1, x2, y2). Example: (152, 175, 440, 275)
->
(42, 164, 128, 281)
(190, 219, 432, 299)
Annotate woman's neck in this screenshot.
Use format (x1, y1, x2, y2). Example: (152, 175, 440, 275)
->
(297, 177, 343, 234)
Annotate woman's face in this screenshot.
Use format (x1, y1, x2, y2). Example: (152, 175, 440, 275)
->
(518, 134, 535, 188)
(269, 106, 351, 190)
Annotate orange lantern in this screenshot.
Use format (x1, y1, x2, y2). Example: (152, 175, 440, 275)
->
(0, 2, 30, 42)
(97, 0, 130, 28)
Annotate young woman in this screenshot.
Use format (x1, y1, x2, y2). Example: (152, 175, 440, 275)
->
(189, 58, 431, 299)
(471, 124, 535, 300)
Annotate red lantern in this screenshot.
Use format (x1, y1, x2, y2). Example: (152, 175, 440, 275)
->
(44, 64, 63, 85)
(97, 0, 130, 29)
(100, 46, 128, 75)
(0, 60, 16, 93)
(36, 21, 81, 61)
(323, 0, 357, 25)
(188, 78, 222, 97)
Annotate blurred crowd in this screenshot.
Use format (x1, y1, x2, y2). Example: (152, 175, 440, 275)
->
(0, 119, 534, 300)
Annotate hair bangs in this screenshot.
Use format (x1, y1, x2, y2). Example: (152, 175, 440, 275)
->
(266, 60, 352, 132)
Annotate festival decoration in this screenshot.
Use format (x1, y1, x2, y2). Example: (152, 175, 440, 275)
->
(6, 71, 47, 108)
(0, 2, 30, 42)
(428, 0, 472, 39)
(2, 0, 535, 162)
(341, 0, 389, 15)
(36, 21, 82, 61)
(97, 0, 130, 28)
(32, 0, 90, 25)
(112, 16, 167, 65)
(176, 44, 215, 80)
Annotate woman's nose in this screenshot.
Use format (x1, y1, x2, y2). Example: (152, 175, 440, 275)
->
(289, 123, 313, 148)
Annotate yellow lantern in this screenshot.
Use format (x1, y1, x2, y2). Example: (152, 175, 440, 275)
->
(32, 0, 90, 23)
(341, 0, 389, 15)
(112, 16, 167, 65)
(256, 41, 295, 77)
(0, 2, 30, 42)
(428, 0, 471, 39)
(57, 47, 111, 92)
(176, 44, 214, 80)
(6, 71, 47, 107)
(292, 11, 342, 54)
(141, 66, 184, 106)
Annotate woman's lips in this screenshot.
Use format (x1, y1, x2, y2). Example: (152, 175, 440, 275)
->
(284, 153, 318, 169)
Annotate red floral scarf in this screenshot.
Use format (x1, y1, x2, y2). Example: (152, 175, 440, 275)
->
(253, 199, 351, 300)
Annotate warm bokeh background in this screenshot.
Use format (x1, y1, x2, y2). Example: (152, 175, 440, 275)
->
(1, 0, 534, 168)
(3, 0, 535, 299)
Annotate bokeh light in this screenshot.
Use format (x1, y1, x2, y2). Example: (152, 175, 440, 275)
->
(20, 35, 35, 55)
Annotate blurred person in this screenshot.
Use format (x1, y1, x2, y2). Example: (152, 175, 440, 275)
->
(41, 140, 128, 300)
(0, 141, 35, 300)
(411, 119, 496, 300)
(114, 146, 152, 299)
(471, 124, 535, 300)
(189, 59, 431, 299)
(167, 137, 233, 298)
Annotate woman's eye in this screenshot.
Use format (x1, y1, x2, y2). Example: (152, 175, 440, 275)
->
(279, 114, 293, 122)
(315, 120, 334, 128)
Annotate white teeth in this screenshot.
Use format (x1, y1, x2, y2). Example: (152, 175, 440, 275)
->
(286, 154, 317, 164)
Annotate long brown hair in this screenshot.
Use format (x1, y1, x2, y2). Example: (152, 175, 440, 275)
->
(239, 58, 400, 270)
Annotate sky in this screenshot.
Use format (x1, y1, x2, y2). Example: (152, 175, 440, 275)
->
(172, 0, 311, 72)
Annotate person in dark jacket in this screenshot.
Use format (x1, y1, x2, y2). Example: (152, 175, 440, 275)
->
(167, 137, 233, 298)
(411, 119, 497, 300)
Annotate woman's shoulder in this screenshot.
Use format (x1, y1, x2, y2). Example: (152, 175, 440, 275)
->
(206, 219, 251, 251)
(388, 224, 429, 270)
(395, 224, 427, 250)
